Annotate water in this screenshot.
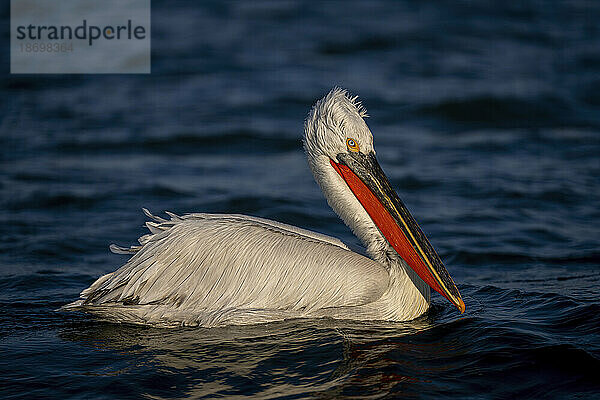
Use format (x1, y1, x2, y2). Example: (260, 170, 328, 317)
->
(2, 0, 600, 398)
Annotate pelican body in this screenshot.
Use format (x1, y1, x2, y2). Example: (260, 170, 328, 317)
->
(66, 89, 464, 327)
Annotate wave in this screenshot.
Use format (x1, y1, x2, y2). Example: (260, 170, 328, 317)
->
(53, 130, 300, 155)
(448, 250, 600, 266)
(417, 95, 578, 127)
(318, 35, 399, 55)
(5, 192, 106, 211)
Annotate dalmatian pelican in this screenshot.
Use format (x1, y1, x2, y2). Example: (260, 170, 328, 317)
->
(64, 88, 464, 327)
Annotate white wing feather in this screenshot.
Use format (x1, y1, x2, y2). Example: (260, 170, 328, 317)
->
(69, 211, 390, 327)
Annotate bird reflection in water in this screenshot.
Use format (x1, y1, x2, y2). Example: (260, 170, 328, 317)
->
(60, 309, 470, 398)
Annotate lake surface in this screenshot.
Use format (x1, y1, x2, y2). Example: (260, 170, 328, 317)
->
(2, 1, 600, 398)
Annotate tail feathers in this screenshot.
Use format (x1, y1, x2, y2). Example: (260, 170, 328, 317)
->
(110, 209, 183, 254)
(142, 207, 167, 223)
(165, 211, 183, 221)
(145, 221, 167, 234)
(143, 208, 183, 222)
(110, 244, 140, 254)
(59, 299, 84, 310)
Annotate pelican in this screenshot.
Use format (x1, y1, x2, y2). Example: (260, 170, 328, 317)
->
(65, 88, 464, 327)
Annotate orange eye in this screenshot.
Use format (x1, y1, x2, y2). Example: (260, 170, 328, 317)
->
(346, 138, 360, 152)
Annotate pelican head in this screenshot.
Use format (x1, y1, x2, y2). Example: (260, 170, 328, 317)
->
(304, 88, 465, 313)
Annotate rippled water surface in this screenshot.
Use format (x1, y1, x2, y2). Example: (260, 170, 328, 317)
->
(2, 1, 600, 398)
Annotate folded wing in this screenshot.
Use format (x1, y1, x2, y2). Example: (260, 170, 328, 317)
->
(70, 211, 390, 325)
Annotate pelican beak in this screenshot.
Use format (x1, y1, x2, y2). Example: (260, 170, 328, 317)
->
(331, 152, 465, 313)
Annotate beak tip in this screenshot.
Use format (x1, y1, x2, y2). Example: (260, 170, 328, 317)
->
(457, 298, 466, 314)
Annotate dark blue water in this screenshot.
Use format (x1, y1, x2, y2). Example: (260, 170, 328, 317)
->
(2, 1, 600, 398)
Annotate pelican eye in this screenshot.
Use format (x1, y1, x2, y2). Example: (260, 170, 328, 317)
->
(346, 138, 360, 152)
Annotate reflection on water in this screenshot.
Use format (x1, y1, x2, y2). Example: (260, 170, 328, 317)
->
(60, 315, 443, 398)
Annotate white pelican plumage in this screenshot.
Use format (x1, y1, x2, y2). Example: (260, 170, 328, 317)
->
(65, 88, 464, 327)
